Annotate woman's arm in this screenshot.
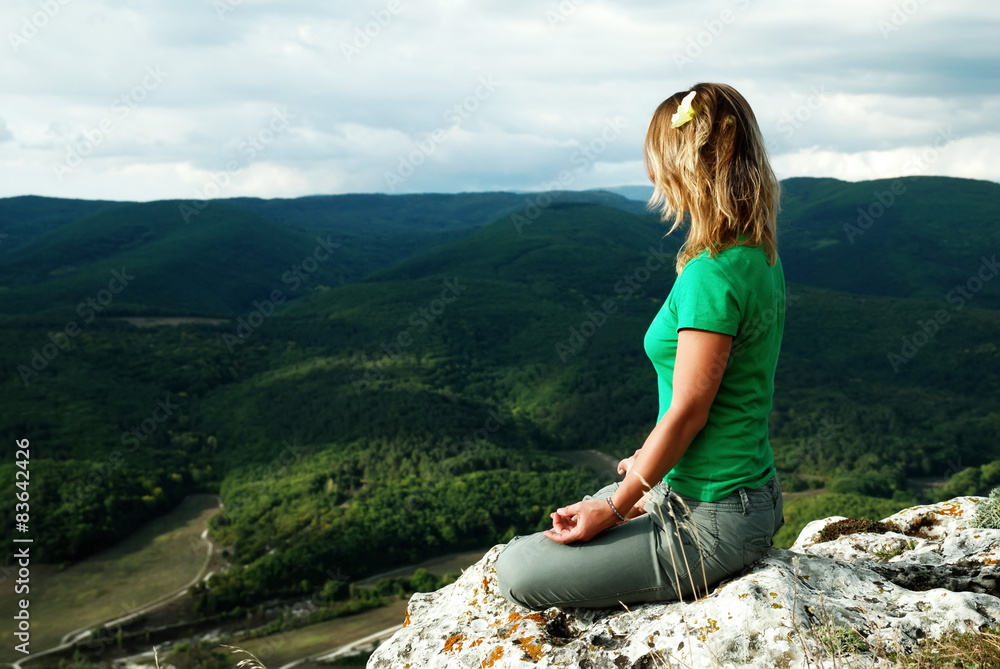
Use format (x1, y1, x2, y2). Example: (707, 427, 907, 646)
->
(543, 328, 733, 544)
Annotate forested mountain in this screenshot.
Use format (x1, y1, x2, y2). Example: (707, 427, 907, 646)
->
(1, 176, 997, 611)
(0, 189, 647, 317)
(777, 176, 1000, 309)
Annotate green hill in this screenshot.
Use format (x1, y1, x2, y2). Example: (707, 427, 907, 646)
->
(196, 198, 998, 603)
(0, 190, 649, 317)
(0, 177, 997, 611)
(777, 176, 1000, 309)
(0, 200, 350, 316)
(0, 195, 126, 260)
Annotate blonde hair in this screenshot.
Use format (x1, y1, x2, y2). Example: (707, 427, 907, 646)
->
(643, 83, 780, 274)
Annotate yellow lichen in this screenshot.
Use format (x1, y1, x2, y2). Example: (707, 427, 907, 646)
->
(937, 503, 964, 517)
(480, 646, 505, 668)
(516, 636, 546, 661)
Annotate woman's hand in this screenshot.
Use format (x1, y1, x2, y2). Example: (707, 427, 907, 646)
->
(543, 499, 619, 545)
(617, 449, 640, 476)
(625, 492, 651, 519)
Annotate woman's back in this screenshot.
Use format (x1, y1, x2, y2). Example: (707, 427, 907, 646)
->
(645, 241, 786, 501)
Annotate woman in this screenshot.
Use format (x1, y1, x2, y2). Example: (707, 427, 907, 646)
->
(495, 83, 786, 609)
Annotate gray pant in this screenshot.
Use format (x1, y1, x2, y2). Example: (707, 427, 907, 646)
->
(495, 475, 784, 609)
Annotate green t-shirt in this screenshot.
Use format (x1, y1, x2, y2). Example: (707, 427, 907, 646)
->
(643, 241, 786, 501)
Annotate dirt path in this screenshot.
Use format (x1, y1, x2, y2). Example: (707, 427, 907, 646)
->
(274, 622, 406, 669)
(10, 495, 221, 669)
(269, 549, 491, 669)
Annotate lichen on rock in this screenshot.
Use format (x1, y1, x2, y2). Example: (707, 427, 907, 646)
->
(367, 497, 1000, 668)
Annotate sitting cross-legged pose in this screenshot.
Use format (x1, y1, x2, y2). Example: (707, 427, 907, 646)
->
(495, 82, 787, 609)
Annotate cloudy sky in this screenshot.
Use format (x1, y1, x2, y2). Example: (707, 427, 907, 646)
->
(1, 0, 998, 202)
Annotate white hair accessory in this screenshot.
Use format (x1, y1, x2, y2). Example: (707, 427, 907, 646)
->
(670, 90, 697, 128)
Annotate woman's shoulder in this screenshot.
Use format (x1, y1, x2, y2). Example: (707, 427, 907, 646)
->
(689, 242, 768, 273)
(720, 241, 780, 267)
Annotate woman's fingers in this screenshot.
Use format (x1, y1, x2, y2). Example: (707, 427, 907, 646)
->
(545, 502, 584, 543)
(550, 511, 574, 533)
(543, 525, 582, 544)
(543, 500, 613, 544)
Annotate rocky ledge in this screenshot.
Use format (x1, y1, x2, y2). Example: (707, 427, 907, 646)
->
(367, 497, 1000, 668)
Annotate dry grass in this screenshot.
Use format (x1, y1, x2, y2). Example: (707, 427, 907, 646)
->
(784, 566, 1000, 669)
(219, 645, 269, 669)
(0, 495, 221, 663)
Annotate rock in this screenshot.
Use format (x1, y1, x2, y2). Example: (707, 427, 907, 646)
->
(367, 497, 1000, 668)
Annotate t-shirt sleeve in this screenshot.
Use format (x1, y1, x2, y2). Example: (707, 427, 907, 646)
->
(671, 257, 742, 336)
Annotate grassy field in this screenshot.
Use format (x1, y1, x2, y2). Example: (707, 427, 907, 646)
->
(235, 547, 492, 669)
(236, 599, 409, 669)
(0, 495, 220, 663)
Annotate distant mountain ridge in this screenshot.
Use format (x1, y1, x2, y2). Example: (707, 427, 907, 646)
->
(1, 176, 997, 317)
(0, 190, 648, 317)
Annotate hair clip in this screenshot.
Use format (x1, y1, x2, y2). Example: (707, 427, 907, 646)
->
(670, 90, 697, 128)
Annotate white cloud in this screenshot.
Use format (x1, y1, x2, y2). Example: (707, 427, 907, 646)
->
(771, 133, 1000, 183)
(0, 0, 998, 200)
